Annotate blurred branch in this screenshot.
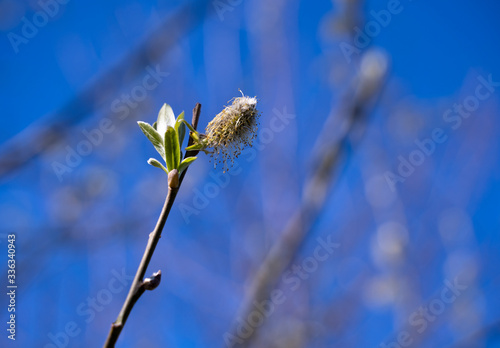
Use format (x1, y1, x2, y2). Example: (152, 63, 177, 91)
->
(0, 1, 210, 181)
(104, 104, 201, 347)
(226, 50, 389, 347)
(446, 320, 500, 348)
(331, 0, 364, 38)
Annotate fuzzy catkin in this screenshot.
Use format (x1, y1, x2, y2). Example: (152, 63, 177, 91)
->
(205, 94, 260, 171)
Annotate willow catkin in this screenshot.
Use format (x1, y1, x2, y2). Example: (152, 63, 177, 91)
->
(205, 93, 260, 171)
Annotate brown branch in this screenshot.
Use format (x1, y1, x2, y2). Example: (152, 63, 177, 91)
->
(226, 51, 388, 347)
(104, 103, 201, 347)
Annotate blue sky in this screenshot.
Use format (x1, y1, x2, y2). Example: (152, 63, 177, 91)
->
(1, 0, 500, 347)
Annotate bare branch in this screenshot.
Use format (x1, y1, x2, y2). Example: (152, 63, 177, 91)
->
(226, 50, 389, 347)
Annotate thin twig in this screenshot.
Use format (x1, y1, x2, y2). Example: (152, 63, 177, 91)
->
(104, 103, 201, 347)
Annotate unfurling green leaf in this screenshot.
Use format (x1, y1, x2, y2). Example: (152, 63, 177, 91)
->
(164, 126, 180, 172)
(157, 104, 176, 138)
(185, 143, 205, 151)
(180, 119, 197, 133)
(137, 121, 166, 161)
(178, 156, 197, 174)
(175, 111, 186, 147)
(147, 158, 168, 173)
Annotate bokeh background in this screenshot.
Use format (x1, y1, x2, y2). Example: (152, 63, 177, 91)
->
(1, 0, 500, 347)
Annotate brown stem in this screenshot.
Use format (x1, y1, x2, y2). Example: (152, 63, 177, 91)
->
(104, 103, 201, 347)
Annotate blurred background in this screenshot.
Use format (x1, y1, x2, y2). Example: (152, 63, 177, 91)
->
(1, 0, 500, 347)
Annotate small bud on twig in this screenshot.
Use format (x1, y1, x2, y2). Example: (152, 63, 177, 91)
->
(143, 270, 162, 291)
(168, 169, 179, 188)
